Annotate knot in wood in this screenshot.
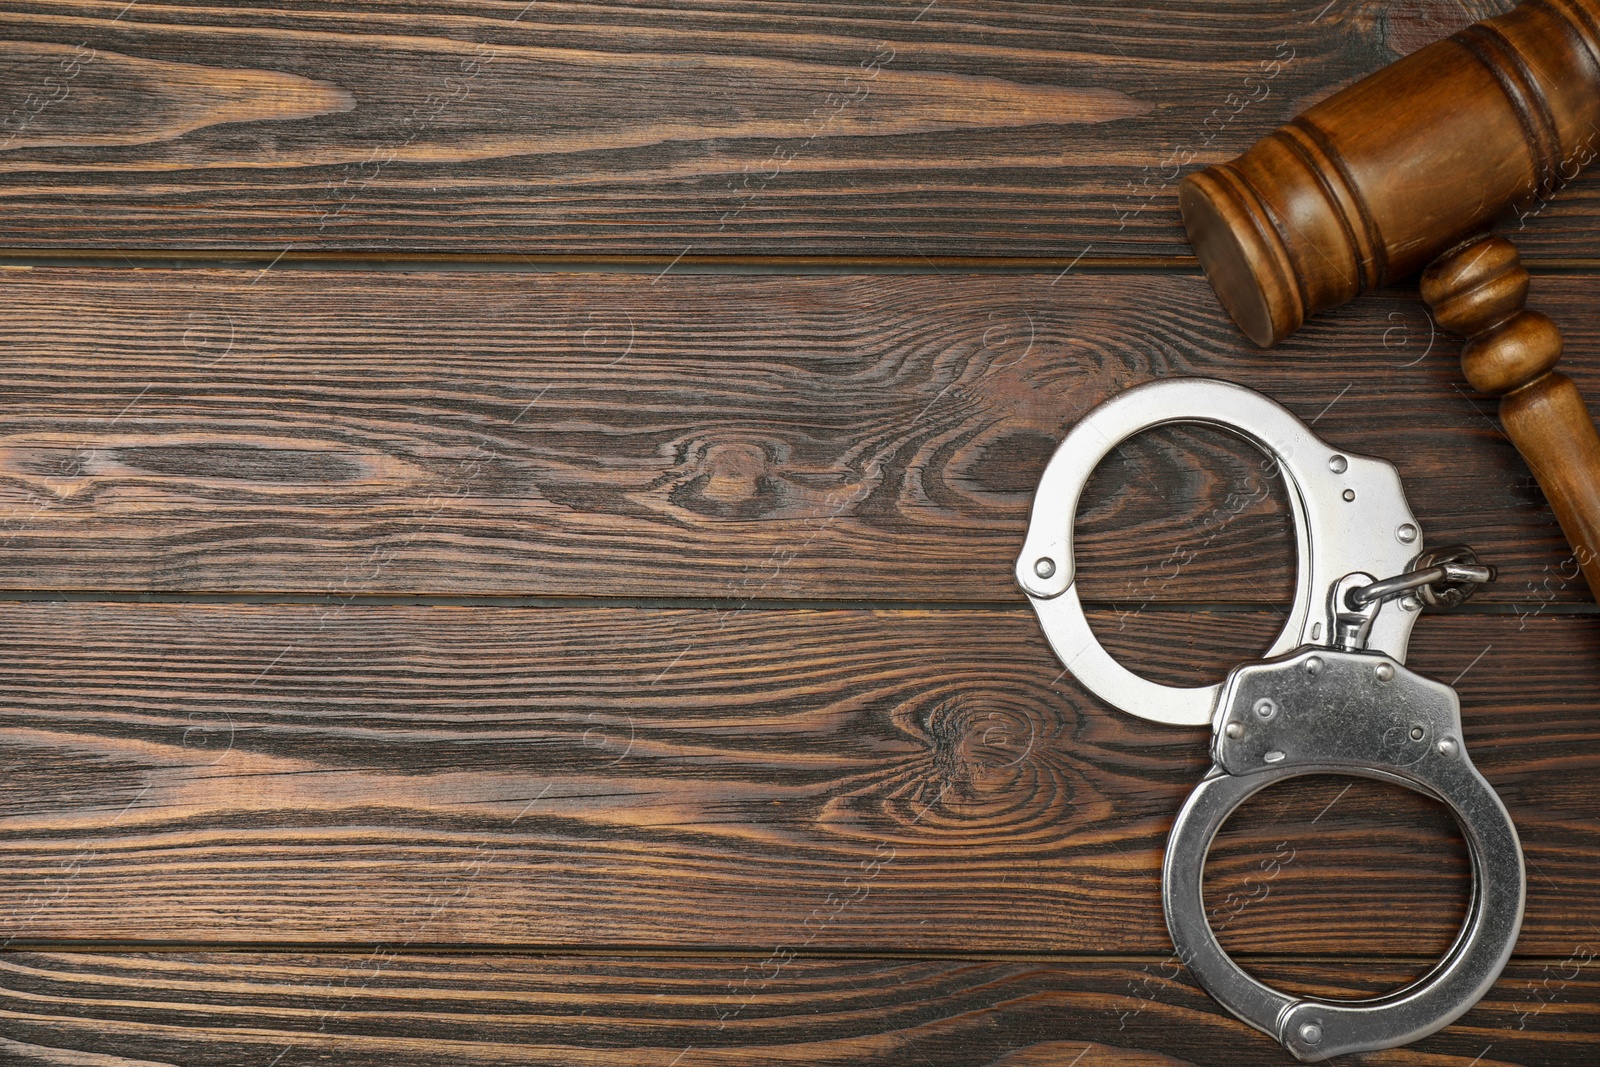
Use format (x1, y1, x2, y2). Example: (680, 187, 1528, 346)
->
(922, 694, 1039, 788)
(700, 441, 770, 505)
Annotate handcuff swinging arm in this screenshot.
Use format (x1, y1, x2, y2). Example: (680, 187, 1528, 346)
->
(1014, 377, 1422, 727)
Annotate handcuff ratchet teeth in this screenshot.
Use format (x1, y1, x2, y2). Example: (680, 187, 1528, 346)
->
(1015, 378, 1524, 1061)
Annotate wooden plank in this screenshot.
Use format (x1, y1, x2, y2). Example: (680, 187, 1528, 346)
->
(0, 267, 1594, 603)
(0, 950, 1593, 1065)
(3, 0, 1596, 259)
(0, 603, 1594, 955)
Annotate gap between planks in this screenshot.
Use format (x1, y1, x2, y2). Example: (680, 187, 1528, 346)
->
(3, 941, 1582, 971)
(0, 590, 1587, 614)
(0, 250, 1192, 274)
(2, 249, 1600, 275)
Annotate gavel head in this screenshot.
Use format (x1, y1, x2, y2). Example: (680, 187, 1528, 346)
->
(1180, 0, 1600, 347)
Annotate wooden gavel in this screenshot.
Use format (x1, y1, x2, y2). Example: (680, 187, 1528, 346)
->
(1181, 0, 1600, 600)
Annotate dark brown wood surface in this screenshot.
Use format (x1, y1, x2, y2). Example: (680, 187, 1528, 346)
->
(0, 951, 1594, 1065)
(5, 0, 1600, 260)
(2, 1, 1599, 1064)
(0, 267, 1595, 607)
(3, 603, 1595, 956)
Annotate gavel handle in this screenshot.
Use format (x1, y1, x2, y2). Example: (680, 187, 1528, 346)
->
(1422, 236, 1600, 602)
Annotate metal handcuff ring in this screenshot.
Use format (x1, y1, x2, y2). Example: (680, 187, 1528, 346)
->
(1015, 378, 1525, 1061)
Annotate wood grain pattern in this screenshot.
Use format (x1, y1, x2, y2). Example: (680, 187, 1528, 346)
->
(6, 0, 1599, 258)
(0, 268, 1594, 603)
(0, 41, 354, 152)
(0, 950, 1594, 1066)
(2, 2, 1597, 1055)
(0, 603, 1593, 957)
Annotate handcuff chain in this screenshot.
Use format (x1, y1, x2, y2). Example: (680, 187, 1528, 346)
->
(1346, 544, 1496, 610)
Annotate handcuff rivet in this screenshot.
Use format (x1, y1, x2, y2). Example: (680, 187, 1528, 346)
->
(1299, 1023, 1323, 1045)
(1264, 749, 1286, 763)
(1033, 557, 1056, 579)
(1328, 454, 1347, 473)
(1439, 737, 1460, 757)
(1254, 697, 1278, 720)
(1225, 721, 1244, 739)
(1410, 725, 1425, 740)
(1375, 662, 1394, 682)
(1342, 488, 1357, 501)
(1398, 522, 1419, 544)
(1401, 595, 1422, 612)
(1304, 656, 1323, 676)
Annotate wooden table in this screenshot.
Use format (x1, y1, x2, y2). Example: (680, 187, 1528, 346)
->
(0, 1, 1595, 1063)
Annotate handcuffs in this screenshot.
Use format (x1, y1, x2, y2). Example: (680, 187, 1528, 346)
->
(1015, 378, 1524, 1061)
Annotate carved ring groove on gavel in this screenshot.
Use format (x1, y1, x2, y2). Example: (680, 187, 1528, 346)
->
(1180, 0, 1600, 600)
